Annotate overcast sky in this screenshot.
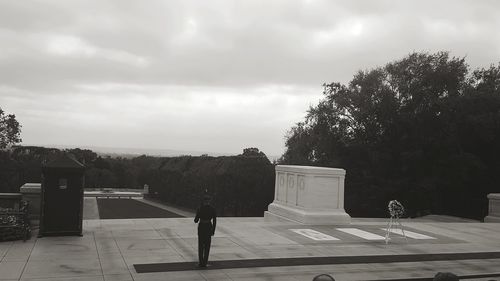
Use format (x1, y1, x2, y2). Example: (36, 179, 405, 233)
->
(1, 0, 500, 157)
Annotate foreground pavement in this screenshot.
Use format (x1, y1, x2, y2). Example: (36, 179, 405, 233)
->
(1, 217, 500, 281)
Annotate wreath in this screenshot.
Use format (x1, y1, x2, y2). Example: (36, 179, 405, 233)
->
(388, 200, 405, 218)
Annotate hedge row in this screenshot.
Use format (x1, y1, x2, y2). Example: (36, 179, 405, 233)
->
(144, 154, 275, 217)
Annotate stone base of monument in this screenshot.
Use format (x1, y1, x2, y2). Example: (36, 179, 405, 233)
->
(265, 165, 351, 225)
(484, 216, 500, 222)
(265, 203, 351, 224)
(484, 193, 500, 222)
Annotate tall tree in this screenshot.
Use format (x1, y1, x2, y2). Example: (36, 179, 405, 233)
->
(281, 52, 500, 219)
(0, 107, 21, 149)
(0, 108, 21, 192)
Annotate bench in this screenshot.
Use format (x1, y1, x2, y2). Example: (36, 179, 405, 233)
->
(0, 200, 31, 242)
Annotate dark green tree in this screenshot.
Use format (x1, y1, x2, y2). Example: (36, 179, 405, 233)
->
(281, 52, 500, 219)
(0, 108, 22, 192)
(0, 107, 21, 149)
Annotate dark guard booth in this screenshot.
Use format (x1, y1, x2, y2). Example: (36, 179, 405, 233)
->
(39, 155, 85, 237)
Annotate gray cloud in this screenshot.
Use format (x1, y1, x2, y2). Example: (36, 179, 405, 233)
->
(1, 0, 500, 155)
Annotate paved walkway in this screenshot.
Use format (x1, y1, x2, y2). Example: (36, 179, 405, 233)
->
(82, 198, 191, 220)
(135, 198, 195, 217)
(0, 218, 499, 280)
(83, 198, 100, 219)
(96, 199, 182, 219)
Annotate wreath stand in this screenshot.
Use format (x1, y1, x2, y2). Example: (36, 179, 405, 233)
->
(385, 200, 408, 244)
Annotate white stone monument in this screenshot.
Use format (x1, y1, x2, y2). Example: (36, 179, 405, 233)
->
(265, 165, 351, 224)
(484, 193, 500, 222)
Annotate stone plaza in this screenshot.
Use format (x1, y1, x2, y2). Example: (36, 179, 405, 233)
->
(1, 216, 500, 280)
(1, 165, 500, 280)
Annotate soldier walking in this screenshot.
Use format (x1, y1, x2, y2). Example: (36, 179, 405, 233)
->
(194, 193, 216, 267)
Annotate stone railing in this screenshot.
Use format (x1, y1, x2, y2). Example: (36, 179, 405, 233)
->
(0, 183, 42, 225)
(20, 183, 41, 223)
(84, 191, 142, 199)
(484, 193, 500, 222)
(0, 193, 22, 209)
(265, 165, 351, 224)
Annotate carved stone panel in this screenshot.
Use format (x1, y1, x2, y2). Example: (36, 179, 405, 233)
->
(286, 174, 297, 205)
(277, 173, 286, 202)
(297, 175, 305, 207)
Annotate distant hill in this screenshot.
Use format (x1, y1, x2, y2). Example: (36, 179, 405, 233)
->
(21, 144, 280, 161)
(22, 144, 234, 158)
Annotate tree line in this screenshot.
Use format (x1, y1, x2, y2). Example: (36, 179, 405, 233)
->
(279, 51, 500, 220)
(0, 145, 275, 216)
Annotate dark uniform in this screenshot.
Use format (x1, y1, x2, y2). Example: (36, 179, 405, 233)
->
(194, 203, 216, 267)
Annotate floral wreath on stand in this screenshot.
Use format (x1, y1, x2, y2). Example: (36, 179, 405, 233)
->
(385, 199, 407, 244)
(388, 200, 405, 219)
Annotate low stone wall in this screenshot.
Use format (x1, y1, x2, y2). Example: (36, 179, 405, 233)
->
(265, 165, 351, 224)
(484, 193, 500, 222)
(0, 193, 22, 209)
(20, 183, 41, 223)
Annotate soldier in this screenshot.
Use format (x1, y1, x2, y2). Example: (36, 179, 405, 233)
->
(194, 193, 216, 267)
(313, 274, 335, 281)
(433, 272, 459, 281)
